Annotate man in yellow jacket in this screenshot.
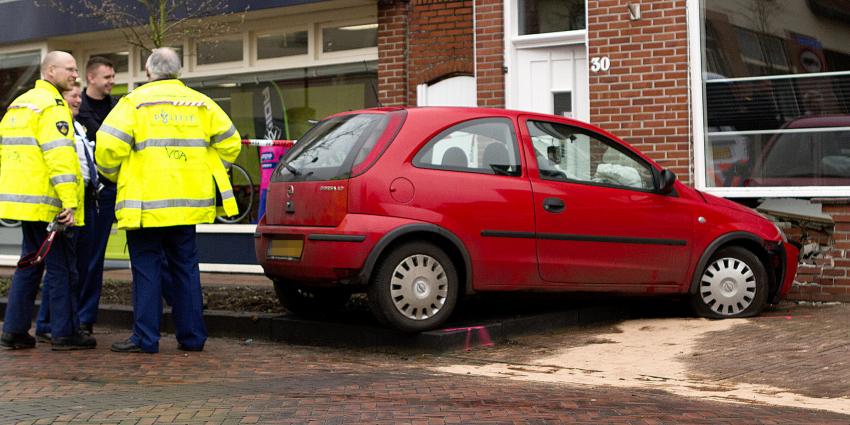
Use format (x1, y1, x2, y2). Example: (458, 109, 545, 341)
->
(0, 51, 95, 351)
(96, 47, 241, 353)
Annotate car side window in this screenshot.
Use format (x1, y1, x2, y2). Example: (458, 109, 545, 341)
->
(527, 120, 655, 190)
(413, 118, 521, 176)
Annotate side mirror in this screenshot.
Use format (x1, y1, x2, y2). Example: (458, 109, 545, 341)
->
(658, 169, 676, 194)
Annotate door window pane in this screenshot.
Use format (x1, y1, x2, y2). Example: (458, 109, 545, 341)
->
(518, 0, 585, 35)
(197, 38, 243, 65)
(258, 31, 308, 59)
(702, 1, 850, 188)
(322, 23, 377, 53)
(0, 50, 39, 118)
(527, 120, 654, 190)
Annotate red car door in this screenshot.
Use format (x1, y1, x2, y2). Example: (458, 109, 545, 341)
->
(404, 117, 538, 290)
(521, 117, 694, 290)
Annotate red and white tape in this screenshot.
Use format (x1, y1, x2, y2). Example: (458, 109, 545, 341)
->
(241, 139, 294, 147)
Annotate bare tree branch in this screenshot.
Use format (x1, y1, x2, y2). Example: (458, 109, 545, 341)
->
(36, 0, 249, 51)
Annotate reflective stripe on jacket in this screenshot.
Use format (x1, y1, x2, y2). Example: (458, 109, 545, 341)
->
(0, 80, 84, 224)
(95, 79, 241, 229)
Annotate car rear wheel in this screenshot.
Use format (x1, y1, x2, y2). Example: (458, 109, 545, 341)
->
(273, 280, 350, 316)
(691, 246, 768, 318)
(368, 241, 458, 332)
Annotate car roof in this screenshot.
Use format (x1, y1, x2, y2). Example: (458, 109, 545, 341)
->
(783, 114, 850, 129)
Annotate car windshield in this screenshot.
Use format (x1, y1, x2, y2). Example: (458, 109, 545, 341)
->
(273, 113, 389, 181)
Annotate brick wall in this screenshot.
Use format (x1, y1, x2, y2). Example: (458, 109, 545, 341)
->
(788, 200, 850, 302)
(474, 0, 504, 108)
(378, 0, 409, 107)
(407, 0, 474, 103)
(587, 0, 691, 184)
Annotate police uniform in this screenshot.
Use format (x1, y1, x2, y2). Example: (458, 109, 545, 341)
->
(0, 80, 85, 343)
(96, 79, 240, 353)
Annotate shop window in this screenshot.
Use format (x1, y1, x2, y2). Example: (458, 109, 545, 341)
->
(0, 50, 40, 118)
(257, 31, 308, 60)
(184, 61, 379, 215)
(140, 46, 184, 71)
(518, 0, 585, 35)
(322, 23, 377, 53)
(197, 37, 243, 65)
(701, 1, 850, 193)
(92, 51, 129, 74)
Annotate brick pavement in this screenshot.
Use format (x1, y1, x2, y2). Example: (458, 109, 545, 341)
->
(1, 323, 849, 424)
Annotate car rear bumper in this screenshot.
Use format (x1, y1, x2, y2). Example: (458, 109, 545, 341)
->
(255, 214, 422, 287)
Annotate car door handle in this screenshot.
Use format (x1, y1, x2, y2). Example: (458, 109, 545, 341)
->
(543, 197, 565, 213)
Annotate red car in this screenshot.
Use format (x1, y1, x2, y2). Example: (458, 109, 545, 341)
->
(255, 107, 799, 332)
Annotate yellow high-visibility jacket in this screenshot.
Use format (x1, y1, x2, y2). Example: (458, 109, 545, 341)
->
(95, 79, 241, 229)
(0, 80, 84, 225)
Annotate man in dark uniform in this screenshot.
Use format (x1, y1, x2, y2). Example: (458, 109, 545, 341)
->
(75, 56, 117, 335)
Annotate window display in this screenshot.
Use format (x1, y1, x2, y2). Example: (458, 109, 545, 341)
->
(702, 1, 850, 189)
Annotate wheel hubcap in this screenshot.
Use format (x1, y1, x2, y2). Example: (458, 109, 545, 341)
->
(390, 254, 448, 321)
(700, 257, 756, 316)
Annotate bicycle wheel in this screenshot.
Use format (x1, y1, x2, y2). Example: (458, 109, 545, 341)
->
(215, 164, 254, 224)
(0, 218, 21, 228)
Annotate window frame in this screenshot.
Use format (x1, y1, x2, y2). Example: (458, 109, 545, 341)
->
(193, 34, 248, 70)
(687, 0, 850, 197)
(318, 19, 378, 60)
(254, 27, 311, 64)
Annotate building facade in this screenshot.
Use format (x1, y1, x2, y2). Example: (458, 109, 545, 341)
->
(2, 0, 850, 300)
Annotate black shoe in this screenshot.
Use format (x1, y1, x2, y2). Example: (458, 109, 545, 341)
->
(177, 343, 203, 352)
(52, 333, 97, 351)
(111, 338, 143, 353)
(35, 332, 52, 343)
(79, 323, 93, 336)
(0, 332, 36, 350)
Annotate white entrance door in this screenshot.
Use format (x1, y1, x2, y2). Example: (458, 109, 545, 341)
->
(416, 76, 477, 107)
(515, 45, 588, 121)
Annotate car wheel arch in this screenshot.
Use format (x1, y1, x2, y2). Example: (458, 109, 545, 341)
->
(359, 224, 473, 296)
(689, 232, 778, 297)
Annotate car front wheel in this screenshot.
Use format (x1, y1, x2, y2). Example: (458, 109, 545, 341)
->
(691, 246, 768, 318)
(368, 241, 459, 332)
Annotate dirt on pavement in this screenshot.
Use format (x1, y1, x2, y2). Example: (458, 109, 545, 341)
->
(435, 302, 850, 416)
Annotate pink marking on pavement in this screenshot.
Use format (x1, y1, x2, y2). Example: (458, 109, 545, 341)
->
(442, 326, 494, 350)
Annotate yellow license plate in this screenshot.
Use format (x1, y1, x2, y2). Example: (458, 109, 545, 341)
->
(268, 239, 303, 259)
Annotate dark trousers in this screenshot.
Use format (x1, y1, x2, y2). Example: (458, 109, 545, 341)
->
(126, 225, 206, 353)
(36, 188, 97, 335)
(80, 181, 116, 325)
(4, 221, 78, 339)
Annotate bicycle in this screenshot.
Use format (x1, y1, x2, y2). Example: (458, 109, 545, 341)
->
(215, 162, 255, 224)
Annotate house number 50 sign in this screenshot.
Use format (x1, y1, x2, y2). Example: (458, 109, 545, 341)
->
(590, 56, 610, 72)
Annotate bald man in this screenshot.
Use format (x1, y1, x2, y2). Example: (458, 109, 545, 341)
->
(0, 51, 96, 350)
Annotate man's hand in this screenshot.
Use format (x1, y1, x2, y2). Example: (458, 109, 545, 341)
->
(56, 208, 75, 227)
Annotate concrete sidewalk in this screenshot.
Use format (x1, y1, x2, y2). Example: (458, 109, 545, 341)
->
(0, 265, 273, 288)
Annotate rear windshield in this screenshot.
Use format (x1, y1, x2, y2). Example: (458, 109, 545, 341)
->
(272, 113, 390, 182)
